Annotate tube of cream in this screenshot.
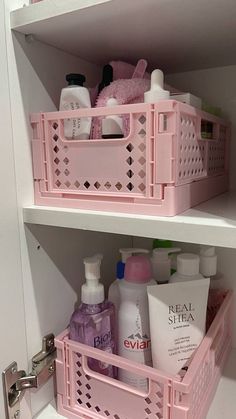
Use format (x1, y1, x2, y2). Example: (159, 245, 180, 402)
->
(147, 278, 210, 376)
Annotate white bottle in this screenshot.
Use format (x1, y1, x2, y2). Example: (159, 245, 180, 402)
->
(102, 98, 123, 139)
(199, 246, 221, 288)
(118, 255, 156, 391)
(59, 73, 91, 140)
(108, 248, 149, 312)
(170, 253, 204, 283)
(151, 247, 181, 284)
(144, 69, 170, 103)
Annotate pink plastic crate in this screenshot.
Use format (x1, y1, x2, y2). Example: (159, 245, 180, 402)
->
(31, 101, 230, 216)
(55, 291, 232, 419)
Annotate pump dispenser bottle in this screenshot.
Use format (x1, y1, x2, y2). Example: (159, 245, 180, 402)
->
(108, 248, 149, 312)
(199, 246, 221, 288)
(151, 247, 181, 284)
(69, 254, 116, 377)
(144, 69, 170, 103)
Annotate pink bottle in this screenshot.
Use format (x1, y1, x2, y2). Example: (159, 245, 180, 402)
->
(117, 255, 156, 390)
(70, 254, 116, 378)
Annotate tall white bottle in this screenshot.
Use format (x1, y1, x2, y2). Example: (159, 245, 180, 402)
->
(60, 73, 91, 140)
(170, 253, 204, 283)
(118, 255, 155, 391)
(144, 69, 170, 103)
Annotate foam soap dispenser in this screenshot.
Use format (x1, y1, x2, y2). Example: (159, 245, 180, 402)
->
(108, 248, 149, 312)
(144, 69, 170, 103)
(69, 254, 116, 377)
(151, 248, 181, 284)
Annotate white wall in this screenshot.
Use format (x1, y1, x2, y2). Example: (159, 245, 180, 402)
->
(166, 64, 236, 190)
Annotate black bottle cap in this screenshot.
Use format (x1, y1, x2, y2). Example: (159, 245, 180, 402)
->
(98, 64, 113, 94)
(66, 73, 86, 86)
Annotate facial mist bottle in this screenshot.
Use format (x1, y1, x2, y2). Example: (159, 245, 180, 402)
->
(70, 254, 116, 378)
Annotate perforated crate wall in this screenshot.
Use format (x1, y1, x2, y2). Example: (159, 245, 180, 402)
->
(31, 101, 229, 216)
(55, 291, 233, 419)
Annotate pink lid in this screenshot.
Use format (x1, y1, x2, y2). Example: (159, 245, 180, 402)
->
(124, 255, 152, 283)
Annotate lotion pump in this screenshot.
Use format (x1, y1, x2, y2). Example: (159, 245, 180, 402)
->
(151, 248, 181, 284)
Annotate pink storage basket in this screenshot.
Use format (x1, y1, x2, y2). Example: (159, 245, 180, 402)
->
(31, 101, 229, 216)
(55, 290, 233, 419)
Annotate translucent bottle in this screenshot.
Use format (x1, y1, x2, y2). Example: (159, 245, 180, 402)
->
(70, 254, 116, 378)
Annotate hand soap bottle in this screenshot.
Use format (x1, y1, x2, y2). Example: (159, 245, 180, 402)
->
(69, 254, 116, 378)
(108, 248, 149, 312)
(118, 255, 156, 391)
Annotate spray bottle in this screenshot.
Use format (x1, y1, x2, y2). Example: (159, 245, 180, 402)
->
(70, 254, 116, 377)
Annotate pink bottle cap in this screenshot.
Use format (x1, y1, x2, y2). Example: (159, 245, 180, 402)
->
(124, 255, 152, 283)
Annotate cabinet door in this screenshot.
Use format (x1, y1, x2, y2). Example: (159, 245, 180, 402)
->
(0, 1, 31, 417)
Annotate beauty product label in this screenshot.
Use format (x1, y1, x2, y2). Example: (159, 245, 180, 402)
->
(147, 279, 210, 376)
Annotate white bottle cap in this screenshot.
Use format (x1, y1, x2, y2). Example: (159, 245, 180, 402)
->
(199, 246, 217, 277)
(177, 253, 200, 276)
(81, 254, 104, 304)
(152, 247, 181, 261)
(119, 248, 149, 263)
(144, 69, 170, 103)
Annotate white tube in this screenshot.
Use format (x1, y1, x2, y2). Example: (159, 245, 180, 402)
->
(147, 278, 210, 376)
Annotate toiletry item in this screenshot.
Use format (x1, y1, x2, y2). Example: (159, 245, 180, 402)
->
(108, 248, 149, 312)
(98, 64, 113, 94)
(151, 248, 181, 284)
(59, 73, 91, 140)
(170, 93, 202, 109)
(102, 98, 124, 139)
(144, 69, 170, 103)
(199, 245, 222, 289)
(170, 253, 204, 283)
(118, 255, 155, 390)
(69, 254, 116, 378)
(153, 238, 177, 274)
(147, 278, 210, 375)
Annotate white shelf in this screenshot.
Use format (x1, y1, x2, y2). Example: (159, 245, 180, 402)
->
(24, 192, 236, 248)
(35, 349, 236, 419)
(11, 0, 236, 73)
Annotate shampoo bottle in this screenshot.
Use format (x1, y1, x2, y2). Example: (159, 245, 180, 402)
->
(170, 253, 204, 283)
(151, 247, 181, 284)
(69, 254, 116, 378)
(60, 73, 92, 140)
(118, 255, 155, 390)
(108, 248, 149, 312)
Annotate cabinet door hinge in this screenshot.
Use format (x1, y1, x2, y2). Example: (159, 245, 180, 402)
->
(2, 334, 56, 419)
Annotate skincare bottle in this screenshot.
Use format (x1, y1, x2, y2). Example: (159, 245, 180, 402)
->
(118, 255, 155, 390)
(199, 245, 222, 288)
(108, 248, 149, 312)
(69, 254, 116, 378)
(60, 73, 92, 140)
(153, 239, 178, 274)
(151, 247, 181, 284)
(102, 98, 124, 139)
(144, 69, 170, 103)
(98, 64, 113, 94)
(170, 253, 204, 283)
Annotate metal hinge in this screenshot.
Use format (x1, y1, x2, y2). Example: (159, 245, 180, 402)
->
(2, 334, 56, 419)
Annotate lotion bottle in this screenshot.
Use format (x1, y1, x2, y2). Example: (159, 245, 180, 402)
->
(170, 253, 204, 283)
(151, 247, 181, 284)
(60, 73, 91, 140)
